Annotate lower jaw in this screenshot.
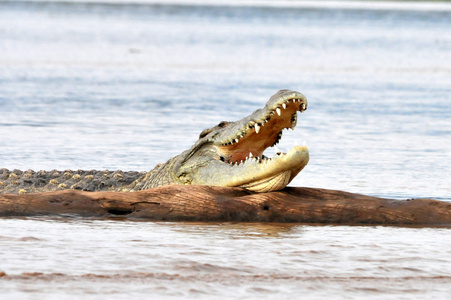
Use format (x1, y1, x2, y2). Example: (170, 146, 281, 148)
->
(237, 170, 291, 193)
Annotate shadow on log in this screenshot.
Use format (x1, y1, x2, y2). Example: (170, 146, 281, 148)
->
(0, 185, 450, 226)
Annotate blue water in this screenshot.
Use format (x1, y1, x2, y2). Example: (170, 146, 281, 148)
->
(1, 0, 450, 298)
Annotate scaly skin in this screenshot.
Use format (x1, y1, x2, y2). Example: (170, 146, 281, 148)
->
(1, 90, 309, 194)
(0, 169, 146, 194)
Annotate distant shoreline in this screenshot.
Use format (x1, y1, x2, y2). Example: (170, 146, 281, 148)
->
(10, 0, 451, 12)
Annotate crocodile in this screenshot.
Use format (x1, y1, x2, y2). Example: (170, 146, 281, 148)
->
(0, 89, 309, 194)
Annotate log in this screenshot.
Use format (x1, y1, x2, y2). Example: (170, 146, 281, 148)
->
(0, 185, 450, 226)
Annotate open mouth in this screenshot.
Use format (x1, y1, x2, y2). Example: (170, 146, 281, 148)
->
(215, 92, 307, 165)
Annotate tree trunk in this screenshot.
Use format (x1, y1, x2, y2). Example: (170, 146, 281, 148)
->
(0, 185, 449, 225)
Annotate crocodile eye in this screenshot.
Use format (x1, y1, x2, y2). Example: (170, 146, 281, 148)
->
(199, 121, 230, 139)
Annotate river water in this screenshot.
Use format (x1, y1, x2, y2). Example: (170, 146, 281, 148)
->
(1, 0, 450, 298)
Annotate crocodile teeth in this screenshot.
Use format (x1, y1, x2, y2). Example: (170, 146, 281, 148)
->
(282, 103, 287, 109)
(255, 123, 260, 134)
(300, 103, 306, 111)
(276, 108, 281, 116)
(291, 113, 297, 129)
(249, 152, 253, 158)
(235, 139, 239, 143)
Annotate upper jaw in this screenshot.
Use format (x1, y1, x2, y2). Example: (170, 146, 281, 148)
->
(215, 91, 307, 146)
(212, 90, 308, 164)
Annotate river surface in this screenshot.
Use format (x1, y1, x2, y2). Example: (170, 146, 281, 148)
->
(1, 0, 450, 298)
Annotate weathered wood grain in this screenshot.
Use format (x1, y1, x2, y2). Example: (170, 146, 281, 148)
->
(0, 185, 449, 225)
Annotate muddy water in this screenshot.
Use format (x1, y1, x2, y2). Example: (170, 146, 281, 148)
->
(1, 218, 451, 299)
(1, 0, 451, 298)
